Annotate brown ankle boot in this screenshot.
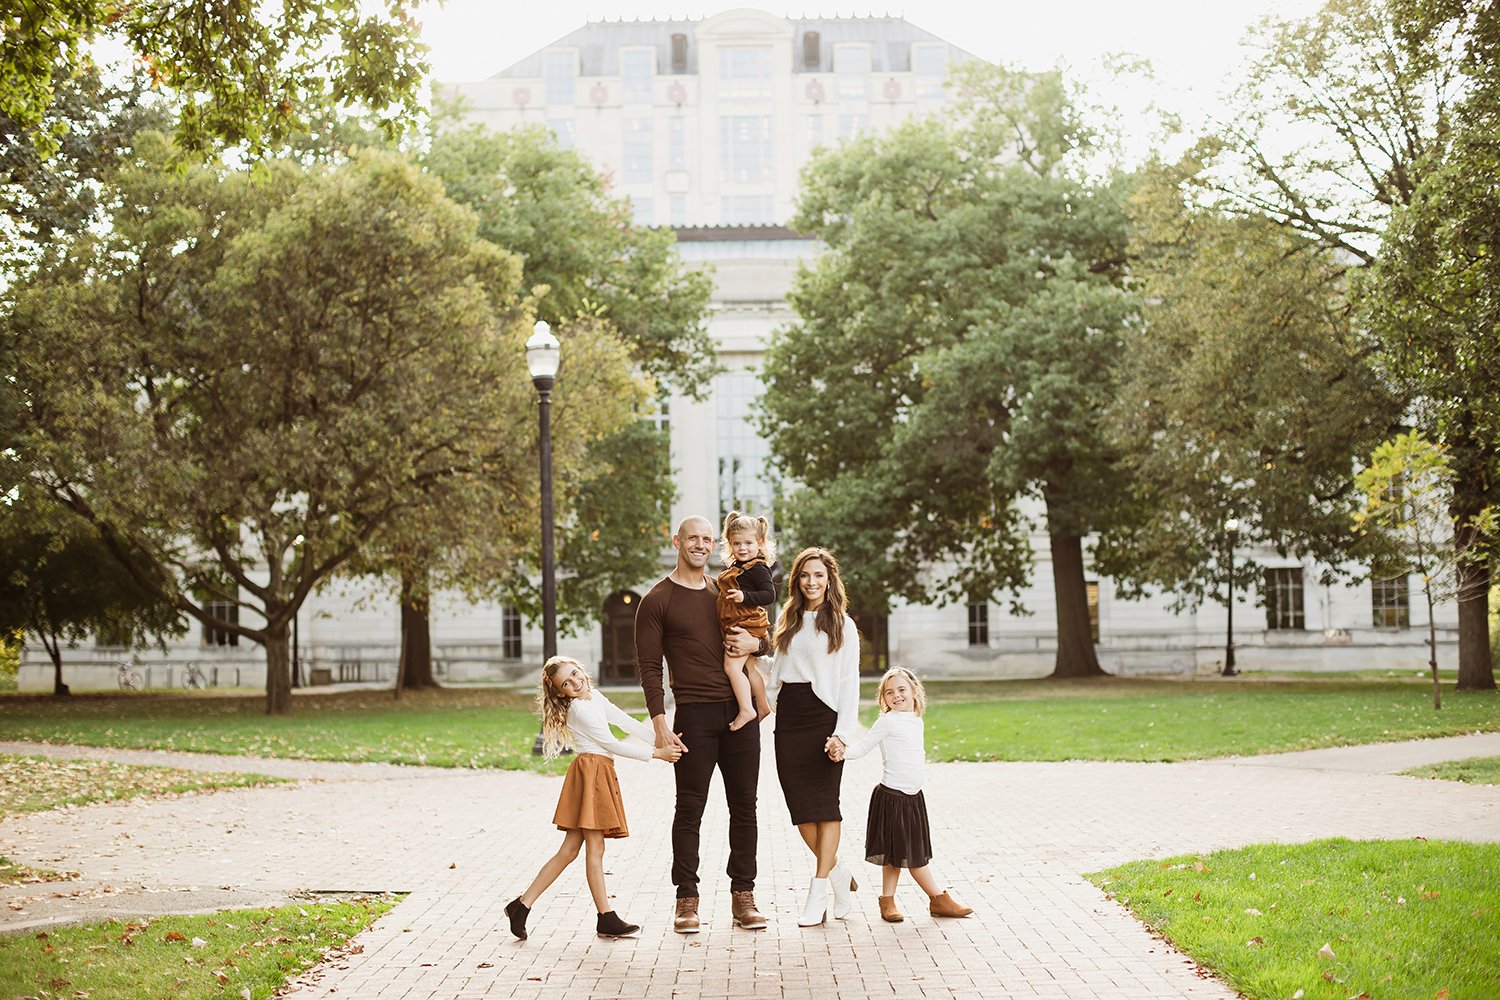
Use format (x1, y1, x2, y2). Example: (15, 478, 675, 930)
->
(878, 895, 904, 922)
(929, 891, 973, 918)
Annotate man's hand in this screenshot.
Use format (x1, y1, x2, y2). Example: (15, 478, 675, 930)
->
(653, 715, 688, 753)
(724, 625, 760, 657)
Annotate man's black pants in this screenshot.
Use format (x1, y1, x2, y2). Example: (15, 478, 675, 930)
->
(670, 699, 759, 897)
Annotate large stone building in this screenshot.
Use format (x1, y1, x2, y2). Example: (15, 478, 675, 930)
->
(19, 9, 1455, 691)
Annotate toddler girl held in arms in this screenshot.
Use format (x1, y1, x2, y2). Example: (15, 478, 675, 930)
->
(505, 656, 681, 941)
(716, 510, 777, 731)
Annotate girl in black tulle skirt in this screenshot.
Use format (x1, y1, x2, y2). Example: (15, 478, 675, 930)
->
(834, 667, 974, 923)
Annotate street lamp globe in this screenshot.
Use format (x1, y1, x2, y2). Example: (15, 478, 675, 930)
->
(526, 321, 561, 388)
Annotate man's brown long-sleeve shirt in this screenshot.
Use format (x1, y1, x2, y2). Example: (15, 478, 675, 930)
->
(635, 576, 734, 718)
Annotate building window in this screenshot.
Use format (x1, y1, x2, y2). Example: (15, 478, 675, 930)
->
(834, 43, 871, 100)
(546, 118, 574, 150)
(630, 196, 653, 226)
(1372, 575, 1410, 628)
(837, 113, 868, 139)
(912, 42, 948, 101)
(1087, 580, 1100, 642)
(202, 585, 240, 648)
(806, 113, 825, 151)
(720, 46, 772, 101)
(716, 371, 776, 517)
(501, 604, 522, 659)
(621, 48, 654, 105)
(720, 194, 774, 225)
(669, 194, 687, 225)
(1264, 567, 1305, 630)
(720, 115, 772, 182)
(803, 31, 821, 70)
(544, 50, 576, 106)
(623, 117, 653, 183)
(671, 33, 688, 73)
(668, 116, 686, 170)
(967, 603, 989, 646)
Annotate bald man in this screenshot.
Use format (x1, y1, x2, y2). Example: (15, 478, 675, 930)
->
(636, 514, 770, 932)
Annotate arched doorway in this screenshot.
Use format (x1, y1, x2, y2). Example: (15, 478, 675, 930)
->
(600, 590, 642, 683)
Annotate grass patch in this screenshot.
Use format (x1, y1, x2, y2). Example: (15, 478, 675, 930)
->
(0, 858, 65, 887)
(871, 678, 1500, 762)
(0, 896, 396, 999)
(1087, 839, 1500, 1000)
(0, 753, 282, 819)
(1, 679, 1494, 769)
(0, 688, 649, 774)
(1400, 755, 1500, 786)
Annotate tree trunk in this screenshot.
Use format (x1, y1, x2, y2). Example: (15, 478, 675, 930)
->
(1047, 530, 1106, 679)
(1451, 485, 1496, 692)
(398, 570, 438, 690)
(41, 632, 69, 696)
(264, 624, 293, 716)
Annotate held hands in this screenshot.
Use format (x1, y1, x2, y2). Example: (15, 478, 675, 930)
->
(653, 716, 688, 755)
(653, 743, 684, 763)
(825, 736, 846, 762)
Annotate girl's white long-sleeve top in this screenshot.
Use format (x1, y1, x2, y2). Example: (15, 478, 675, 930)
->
(840, 711, 925, 795)
(767, 611, 861, 741)
(567, 692, 655, 762)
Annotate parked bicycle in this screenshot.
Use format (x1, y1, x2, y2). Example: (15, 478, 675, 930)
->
(181, 661, 208, 690)
(117, 657, 143, 692)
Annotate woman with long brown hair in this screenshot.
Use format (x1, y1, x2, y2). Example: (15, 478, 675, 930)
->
(767, 547, 861, 926)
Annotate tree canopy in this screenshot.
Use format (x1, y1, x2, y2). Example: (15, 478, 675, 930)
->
(761, 64, 1134, 678)
(4, 134, 642, 713)
(1098, 157, 1404, 609)
(4, 0, 427, 158)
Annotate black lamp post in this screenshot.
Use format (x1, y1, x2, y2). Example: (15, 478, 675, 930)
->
(527, 320, 561, 754)
(1222, 516, 1239, 677)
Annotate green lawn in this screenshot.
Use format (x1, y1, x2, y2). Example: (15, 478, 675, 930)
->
(1400, 755, 1500, 786)
(1087, 839, 1500, 1000)
(0, 897, 396, 999)
(0, 677, 1495, 769)
(0, 753, 281, 818)
(896, 678, 1500, 762)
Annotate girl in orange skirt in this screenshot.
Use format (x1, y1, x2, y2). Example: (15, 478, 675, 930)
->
(505, 656, 681, 940)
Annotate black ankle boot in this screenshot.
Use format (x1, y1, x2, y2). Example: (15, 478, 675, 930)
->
(596, 910, 640, 938)
(505, 897, 530, 940)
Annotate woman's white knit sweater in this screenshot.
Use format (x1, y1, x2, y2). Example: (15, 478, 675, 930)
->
(767, 611, 861, 741)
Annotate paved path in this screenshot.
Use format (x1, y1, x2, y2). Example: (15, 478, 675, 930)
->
(2, 732, 1498, 999)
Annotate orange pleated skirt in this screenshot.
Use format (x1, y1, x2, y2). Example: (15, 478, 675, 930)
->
(552, 753, 629, 838)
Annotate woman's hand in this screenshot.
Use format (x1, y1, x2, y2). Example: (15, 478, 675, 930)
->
(825, 735, 845, 761)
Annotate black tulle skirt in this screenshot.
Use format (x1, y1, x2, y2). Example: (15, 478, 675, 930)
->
(864, 783, 932, 869)
(774, 683, 844, 825)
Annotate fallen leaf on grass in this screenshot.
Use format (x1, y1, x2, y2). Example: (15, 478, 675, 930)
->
(1318, 942, 1336, 961)
(1244, 908, 1262, 916)
(1246, 937, 1263, 947)
(1436, 990, 1449, 999)
(164, 931, 187, 943)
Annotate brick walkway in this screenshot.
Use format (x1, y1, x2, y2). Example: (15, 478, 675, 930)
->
(2, 731, 1497, 999)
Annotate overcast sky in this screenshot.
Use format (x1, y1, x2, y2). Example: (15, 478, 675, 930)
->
(417, 0, 1324, 127)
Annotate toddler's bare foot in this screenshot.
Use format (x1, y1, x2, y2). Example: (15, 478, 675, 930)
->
(729, 707, 757, 731)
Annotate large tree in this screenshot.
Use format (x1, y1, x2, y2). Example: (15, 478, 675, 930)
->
(1097, 158, 1404, 612)
(5, 134, 637, 714)
(0, 498, 184, 695)
(1357, 0, 1500, 690)
(1197, 0, 1494, 686)
(760, 65, 1134, 678)
(352, 120, 712, 688)
(3, 0, 427, 158)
